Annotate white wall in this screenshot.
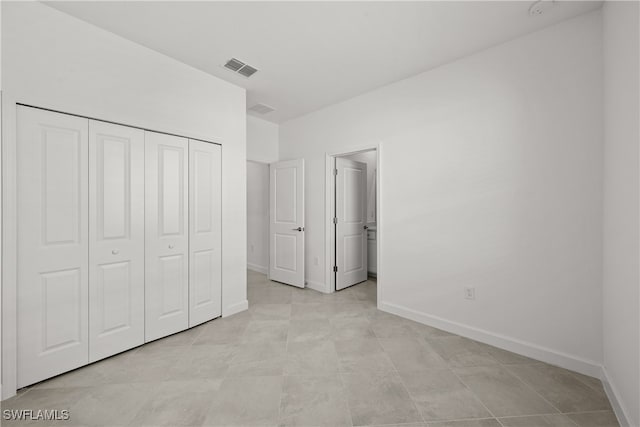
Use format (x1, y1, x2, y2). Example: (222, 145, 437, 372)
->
(247, 161, 270, 274)
(1, 2, 247, 399)
(280, 11, 604, 375)
(247, 115, 279, 163)
(602, 2, 640, 426)
(246, 116, 278, 273)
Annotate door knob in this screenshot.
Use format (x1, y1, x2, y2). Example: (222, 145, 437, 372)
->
(112, 249, 119, 255)
(292, 227, 304, 232)
(364, 225, 369, 230)
(168, 244, 175, 249)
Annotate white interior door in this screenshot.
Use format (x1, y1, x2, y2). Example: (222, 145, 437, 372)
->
(189, 140, 222, 327)
(145, 131, 189, 341)
(269, 159, 305, 287)
(335, 157, 367, 290)
(17, 106, 89, 387)
(89, 120, 145, 362)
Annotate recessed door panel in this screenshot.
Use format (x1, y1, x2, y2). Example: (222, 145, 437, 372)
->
(96, 262, 131, 335)
(17, 106, 89, 387)
(89, 120, 144, 362)
(269, 159, 305, 287)
(336, 158, 367, 290)
(275, 167, 297, 223)
(146, 131, 189, 341)
(274, 234, 297, 272)
(189, 140, 222, 326)
(159, 146, 185, 236)
(43, 131, 82, 245)
(193, 250, 214, 308)
(41, 268, 82, 352)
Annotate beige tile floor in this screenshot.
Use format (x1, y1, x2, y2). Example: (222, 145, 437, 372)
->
(1, 270, 618, 427)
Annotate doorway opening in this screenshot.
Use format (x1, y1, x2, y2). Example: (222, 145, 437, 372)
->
(326, 146, 379, 301)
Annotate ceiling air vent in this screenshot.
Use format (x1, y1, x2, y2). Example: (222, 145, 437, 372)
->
(223, 58, 259, 78)
(248, 103, 275, 115)
(224, 58, 245, 72)
(238, 64, 258, 78)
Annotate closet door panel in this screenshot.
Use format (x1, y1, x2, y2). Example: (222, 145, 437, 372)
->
(145, 132, 189, 341)
(89, 120, 145, 362)
(189, 140, 222, 326)
(17, 106, 89, 388)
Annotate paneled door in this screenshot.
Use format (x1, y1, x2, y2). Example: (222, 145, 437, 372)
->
(145, 131, 189, 341)
(89, 120, 145, 362)
(17, 106, 89, 387)
(335, 158, 367, 290)
(189, 140, 222, 326)
(269, 159, 305, 287)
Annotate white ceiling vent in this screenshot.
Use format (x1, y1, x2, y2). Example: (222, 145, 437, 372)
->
(223, 58, 259, 78)
(248, 103, 275, 115)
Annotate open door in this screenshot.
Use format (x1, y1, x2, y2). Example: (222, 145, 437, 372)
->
(269, 159, 305, 287)
(335, 157, 367, 290)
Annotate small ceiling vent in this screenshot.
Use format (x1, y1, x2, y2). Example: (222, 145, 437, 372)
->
(223, 58, 259, 78)
(248, 103, 275, 115)
(238, 65, 258, 78)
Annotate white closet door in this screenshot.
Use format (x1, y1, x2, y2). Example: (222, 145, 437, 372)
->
(17, 106, 89, 387)
(145, 131, 189, 341)
(89, 120, 145, 362)
(189, 140, 222, 326)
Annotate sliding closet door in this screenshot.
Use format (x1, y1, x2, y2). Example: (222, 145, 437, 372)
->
(89, 120, 145, 362)
(189, 140, 222, 326)
(145, 131, 189, 341)
(17, 106, 89, 387)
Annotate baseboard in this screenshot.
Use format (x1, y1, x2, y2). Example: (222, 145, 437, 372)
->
(223, 299, 248, 317)
(247, 263, 268, 275)
(601, 367, 634, 427)
(379, 301, 603, 378)
(306, 279, 329, 293)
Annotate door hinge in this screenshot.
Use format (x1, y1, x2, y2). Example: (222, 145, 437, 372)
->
(333, 169, 338, 176)
(333, 217, 337, 224)
(333, 266, 338, 273)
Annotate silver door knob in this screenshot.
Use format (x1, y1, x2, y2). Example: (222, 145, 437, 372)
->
(112, 249, 119, 255)
(292, 227, 303, 232)
(168, 244, 175, 249)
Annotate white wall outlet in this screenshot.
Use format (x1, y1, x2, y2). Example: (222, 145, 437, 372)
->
(464, 287, 476, 300)
(314, 256, 319, 266)
(250, 243, 254, 253)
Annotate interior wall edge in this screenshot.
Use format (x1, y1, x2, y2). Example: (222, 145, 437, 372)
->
(379, 300, 603, 378)
(223, 300, 249, 318)
(247, 263, 268, 275)
(601, 367, 634, 427)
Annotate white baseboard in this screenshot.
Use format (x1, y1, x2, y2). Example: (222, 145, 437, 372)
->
(223, 299, 248, 317)
(601, 367, 634, 427)
(247, 263, 268, 275)
(379, 301, 603, 378)
(306, 279, 329, 293)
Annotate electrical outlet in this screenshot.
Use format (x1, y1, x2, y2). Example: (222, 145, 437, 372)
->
(250, 244, 254, 253)
(314, 257, 319, 266)
(464, 287, 475, 300)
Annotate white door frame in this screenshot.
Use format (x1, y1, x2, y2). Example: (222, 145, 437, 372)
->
(324, 143, 382, 302)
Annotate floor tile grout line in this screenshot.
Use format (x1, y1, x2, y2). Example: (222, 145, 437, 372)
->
(501, 365, 569, 415)
(449, 366, 502, 423)
(337, 371, 356, 427)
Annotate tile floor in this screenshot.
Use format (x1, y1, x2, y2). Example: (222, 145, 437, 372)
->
(1, 270, 618, 427)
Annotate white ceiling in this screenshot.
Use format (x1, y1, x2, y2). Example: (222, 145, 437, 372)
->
(48, 1, 602, 123)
